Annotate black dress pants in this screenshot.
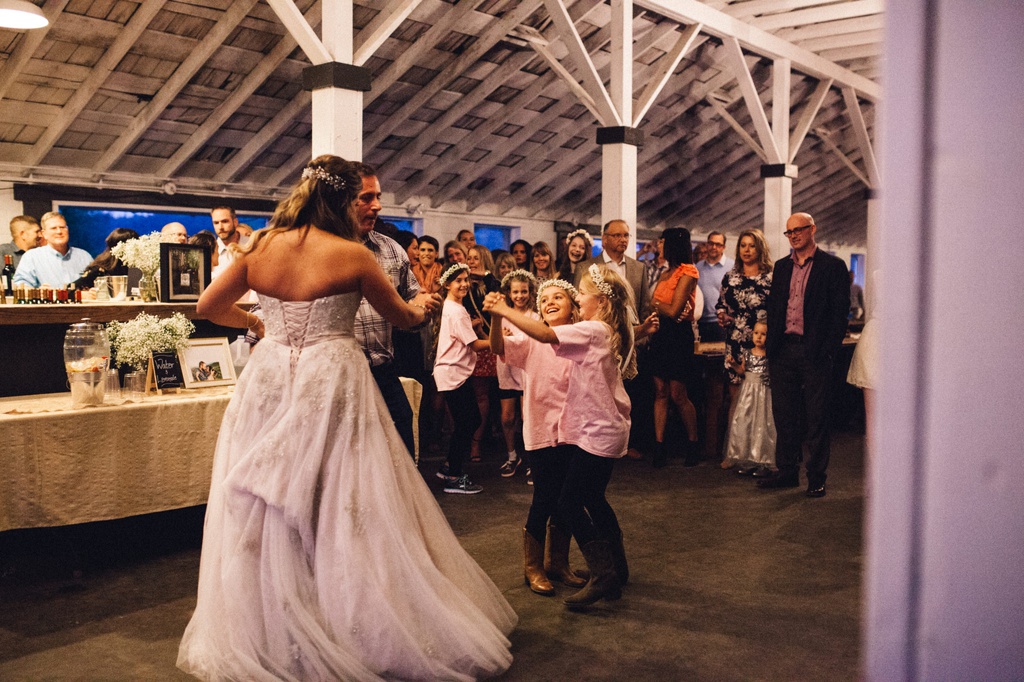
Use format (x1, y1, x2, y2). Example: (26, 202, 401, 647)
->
(371, 361, 416, 460)
(769, 336, 833, 487)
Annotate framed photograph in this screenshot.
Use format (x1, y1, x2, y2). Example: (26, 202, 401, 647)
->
(178, 338, 237, 388)
(160, 242, 211, 302)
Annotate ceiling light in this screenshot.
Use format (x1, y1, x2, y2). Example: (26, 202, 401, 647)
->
(0, 0, 48, 30)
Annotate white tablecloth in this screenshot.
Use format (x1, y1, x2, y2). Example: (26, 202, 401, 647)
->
(0, 378, 422, 531)
(0, 388, 234, 531)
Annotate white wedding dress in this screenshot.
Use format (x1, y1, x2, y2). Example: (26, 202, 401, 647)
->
(178, 292, 516, 681)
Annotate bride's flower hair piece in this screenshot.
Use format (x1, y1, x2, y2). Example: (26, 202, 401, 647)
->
(587, 263, 615, 298)
(535, 278, 578, 314)
(565, 228, 592, 248)
(301, 164, 348, 191)
(500, 268, 536, 290)
(439, 262, 470, 286)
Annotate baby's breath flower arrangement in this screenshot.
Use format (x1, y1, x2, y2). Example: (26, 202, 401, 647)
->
(111, 232, 163, 274)
(107, 312, 194, 370)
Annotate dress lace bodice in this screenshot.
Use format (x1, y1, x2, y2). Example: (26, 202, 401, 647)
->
(258, 292, 361, 349)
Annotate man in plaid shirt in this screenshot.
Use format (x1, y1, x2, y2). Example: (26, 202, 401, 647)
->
(351, 163, 441, 459)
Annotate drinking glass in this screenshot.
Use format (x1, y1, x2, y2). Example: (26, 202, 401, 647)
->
(124, 371, 146, 401)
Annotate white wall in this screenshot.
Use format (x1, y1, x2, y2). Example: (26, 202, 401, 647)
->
(0, 182, 24, 243)
(865, 0, 1024, 679)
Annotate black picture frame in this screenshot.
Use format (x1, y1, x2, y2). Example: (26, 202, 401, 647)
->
(160, 242, 211, 302)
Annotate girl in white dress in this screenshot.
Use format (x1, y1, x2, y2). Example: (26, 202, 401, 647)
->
(177, 155, 515, 681)
(724, 320, 777, 475)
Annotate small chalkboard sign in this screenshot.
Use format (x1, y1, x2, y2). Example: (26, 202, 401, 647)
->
(150, 351, 185, 392)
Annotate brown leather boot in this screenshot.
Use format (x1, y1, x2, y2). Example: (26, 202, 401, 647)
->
(524, 529, 555, 595)
(544, 523, 587, 587)
(563, 540, 621, 608)
(610, 528, 629, 585)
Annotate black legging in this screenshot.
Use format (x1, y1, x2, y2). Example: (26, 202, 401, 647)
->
(440, 380, 481, 477)
(525, 445, 572, 543)
(557, 445, 621, 546)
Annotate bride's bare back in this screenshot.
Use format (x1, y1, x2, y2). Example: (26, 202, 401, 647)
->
(244, 227, 368, 302)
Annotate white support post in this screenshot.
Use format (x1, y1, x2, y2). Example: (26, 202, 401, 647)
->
(311, 0, 362, 161)
(764, 58, 792, 258)
(865, 191, 880, 318)
(609, 0, 632, 126)
(602, 143, 638, 236)
(603, 0, 637, 244)
(763, 176, 792, 260)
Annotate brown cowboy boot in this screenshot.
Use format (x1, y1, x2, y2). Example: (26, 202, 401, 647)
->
(563, 539, 621, 608)
(523, 529, 555, 595)
(544, 523, 587, 587)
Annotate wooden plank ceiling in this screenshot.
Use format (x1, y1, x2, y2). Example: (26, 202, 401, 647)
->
(0, 0, 881, 245)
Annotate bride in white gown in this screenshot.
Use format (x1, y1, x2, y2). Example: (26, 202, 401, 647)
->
(177, 156, 516, 681)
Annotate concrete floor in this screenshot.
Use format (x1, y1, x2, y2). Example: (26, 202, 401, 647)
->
(0, 432, 864, 681)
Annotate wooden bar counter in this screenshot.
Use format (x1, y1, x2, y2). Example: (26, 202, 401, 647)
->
(0, 302, 250, 398)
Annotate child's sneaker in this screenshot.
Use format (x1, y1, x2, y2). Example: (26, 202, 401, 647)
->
(436, 463, 459, 483)
(498, 458, 521, 478)
(443, 475, 482, 495)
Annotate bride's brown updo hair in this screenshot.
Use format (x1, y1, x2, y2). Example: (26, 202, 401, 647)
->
(245, 155, 362, 252)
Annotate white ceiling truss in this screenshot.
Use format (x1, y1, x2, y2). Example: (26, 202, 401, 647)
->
(0, 0, 882, 245)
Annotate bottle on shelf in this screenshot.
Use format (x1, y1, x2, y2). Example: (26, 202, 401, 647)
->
(1, 254, 14, 297)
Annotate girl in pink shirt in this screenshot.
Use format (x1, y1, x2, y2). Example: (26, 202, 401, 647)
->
(433, 263, 489, 494)
(495, 269, 537, 479)
(486, 264, 650, 608)
(489, 278, 587, 597)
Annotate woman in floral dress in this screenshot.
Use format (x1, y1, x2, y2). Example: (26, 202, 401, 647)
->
(715, 228, 773, 465)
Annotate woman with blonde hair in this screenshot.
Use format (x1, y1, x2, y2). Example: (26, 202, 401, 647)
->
(178, 155, 515, 680)
(531, 241, 556, 281)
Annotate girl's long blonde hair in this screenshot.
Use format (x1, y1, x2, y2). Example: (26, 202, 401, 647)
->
(578, 265, 637, 380)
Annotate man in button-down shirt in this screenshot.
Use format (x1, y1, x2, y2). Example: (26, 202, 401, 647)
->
(13, 212, 92, 288)
(352, 163, 441, 459)
(695, 231, 734, 342)
(760, 212, 849, 498)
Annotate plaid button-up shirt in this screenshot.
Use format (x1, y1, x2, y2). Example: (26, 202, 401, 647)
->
(355, 230, 420, 366)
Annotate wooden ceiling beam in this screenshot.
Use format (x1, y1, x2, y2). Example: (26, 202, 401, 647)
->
(0, 0, 73, 103)
(634, 0, 880, 100)
(157, 1, 322, 178)
(23, 0, 168, 169)
(91, 0, 260, 174)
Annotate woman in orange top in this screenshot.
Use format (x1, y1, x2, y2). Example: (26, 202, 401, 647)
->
(649, 227, 700, 468)
(412, 235, 443, 294)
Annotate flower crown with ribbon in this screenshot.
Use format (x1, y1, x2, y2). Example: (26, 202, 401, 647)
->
(535, 278, 579, 314)
(587, 263, 615, 298)
(500, 269, 536, 289)
(438, 262, 470, 286)
(301, 164, 348, 191)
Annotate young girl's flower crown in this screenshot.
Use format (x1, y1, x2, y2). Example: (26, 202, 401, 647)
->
(500, 268, 536, 289)
(587, 263, 614, 298)
(438, 262, 470, 286)
(535, 278, 578, 314)
(565, 228, 592, 247)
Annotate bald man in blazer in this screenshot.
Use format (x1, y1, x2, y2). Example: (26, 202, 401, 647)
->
(573, 219, 651, 320)
(759, 212, 849, 498)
